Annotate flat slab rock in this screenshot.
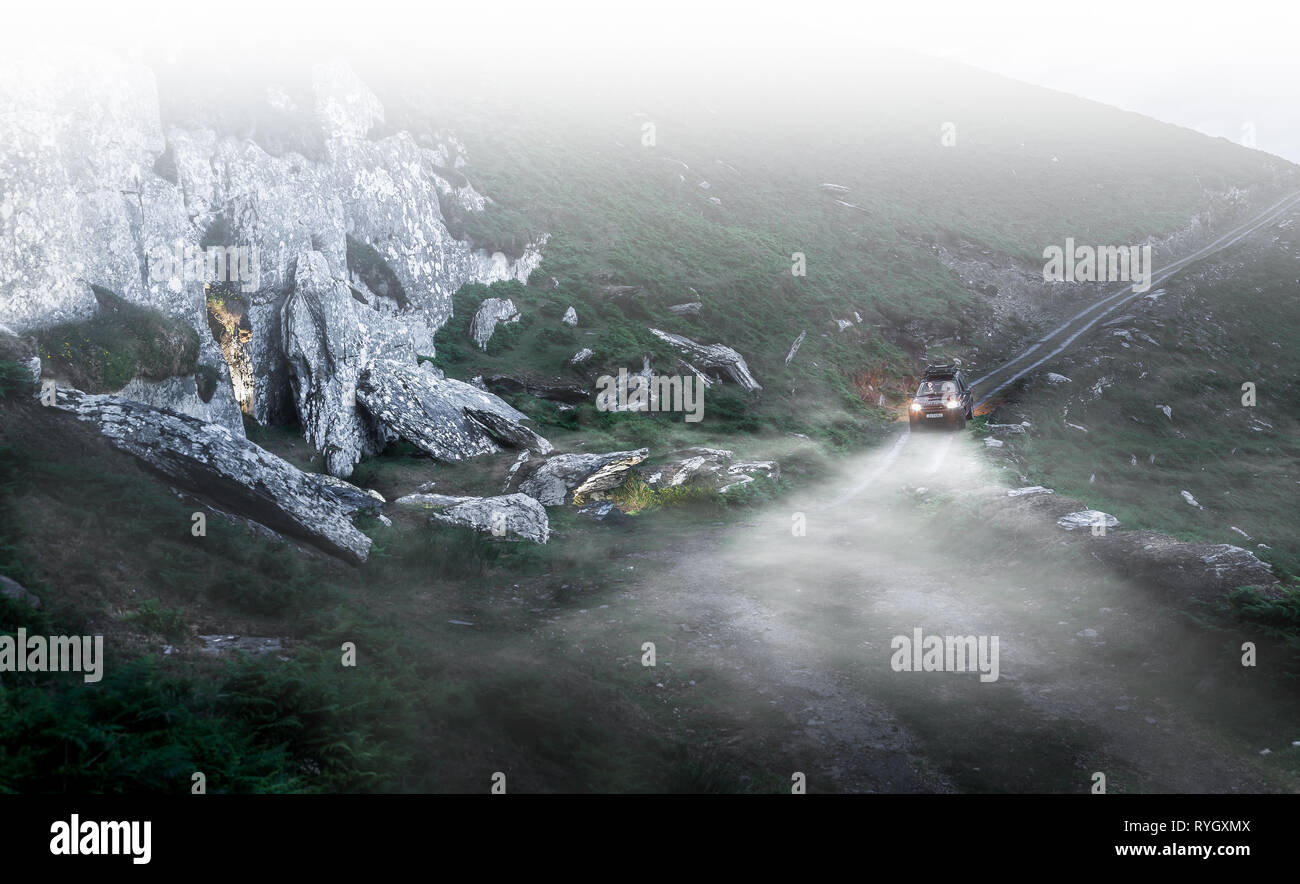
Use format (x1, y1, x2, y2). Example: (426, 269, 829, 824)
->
(648, 329, 762, 392)
(51, 388, 373, 563)
(357, 359, 551, 461)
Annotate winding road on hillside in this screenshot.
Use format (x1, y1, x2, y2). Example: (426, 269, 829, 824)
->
(550, 192, 1300, 793)
(970, 191, 1300, 409)
(837, 190, 1300, 494)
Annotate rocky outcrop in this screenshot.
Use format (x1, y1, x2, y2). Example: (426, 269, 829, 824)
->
(562, 306, 578, 326)
(116, 374, 243, 435)
(642, 447, 734, 488)
(571, 348, 594, 365)
(720, 460, 780, 492)
(0, 52, 545, 466)
(471, 298, 520, 349)
(50, 388, 372, 563)
(648, 329, 761, 392)
(356, 359, 550, 461)
(637, 447, 780, 493)
(513, 449, 649, 506)
(280, 251, 389, 476)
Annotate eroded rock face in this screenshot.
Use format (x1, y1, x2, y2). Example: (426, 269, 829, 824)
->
(50, 388, 372, 563)
(648, 329, 761, 392)
(0, 51, 546, 469)
(514, 449, 649, 506)
(116, 375, 243, 435)
(356, 359, 550, 461)
(280, 250, 390, 477)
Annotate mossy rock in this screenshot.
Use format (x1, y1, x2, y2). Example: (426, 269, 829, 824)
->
(34, 286, 200, 393)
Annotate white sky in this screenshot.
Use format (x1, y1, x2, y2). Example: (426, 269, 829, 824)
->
(13, 0, 1300, 163)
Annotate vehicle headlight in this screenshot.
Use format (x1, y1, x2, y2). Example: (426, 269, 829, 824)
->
(946, 399, 961, 409)
(910, 401, 922, 411)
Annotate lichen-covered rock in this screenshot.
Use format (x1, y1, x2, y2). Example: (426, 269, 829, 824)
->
(648, 329, 761, 392)
(357, 359, 550, 461)
(514, 449, 649, 506)
(280, 250, 394, 476)
(1057, 510, 1120, 531)
(432, 494, 549, 543)
(1, 51, 547, 464)
(116, 374, 244, 435)
(50, 388, 372, 563)
(395, 490, 549, 542)
(470, 298, 520, 349)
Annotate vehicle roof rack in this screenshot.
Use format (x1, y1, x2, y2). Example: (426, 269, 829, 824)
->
(922, 363, 958, 377)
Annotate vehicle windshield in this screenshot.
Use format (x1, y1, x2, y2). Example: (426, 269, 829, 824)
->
(917, 379, 959, 396)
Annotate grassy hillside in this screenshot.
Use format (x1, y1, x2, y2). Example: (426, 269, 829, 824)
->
(369, 51, 1295, 446)
(988, 238, 1300, 582)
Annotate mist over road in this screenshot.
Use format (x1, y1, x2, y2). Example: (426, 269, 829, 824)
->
(559, 429, 1293, 792)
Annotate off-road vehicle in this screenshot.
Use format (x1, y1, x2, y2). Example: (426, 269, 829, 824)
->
(908, 364, 974, 430)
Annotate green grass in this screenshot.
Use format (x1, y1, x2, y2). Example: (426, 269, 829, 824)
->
(34, 287, 200, 393)
(0, 395, 791, 793)
(1006, 249, 1300, 581)
(376, 52, 1292, 447)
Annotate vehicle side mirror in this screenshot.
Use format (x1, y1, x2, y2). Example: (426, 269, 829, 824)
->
(906, 393, 914, 399)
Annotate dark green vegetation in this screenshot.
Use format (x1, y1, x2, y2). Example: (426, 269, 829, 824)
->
(33, 287, 200, 393)
(0, 393, 782, 792)
(8, 50, 1298, 793)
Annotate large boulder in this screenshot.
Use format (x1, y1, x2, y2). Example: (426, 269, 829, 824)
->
(50, 388, 372, 563)
(356, 359, 551, 461)
(392, 486, 546, 543)
(397, 492, 548, 543)
(648, 329, 761, 392)
(514, 449, 649, 506)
